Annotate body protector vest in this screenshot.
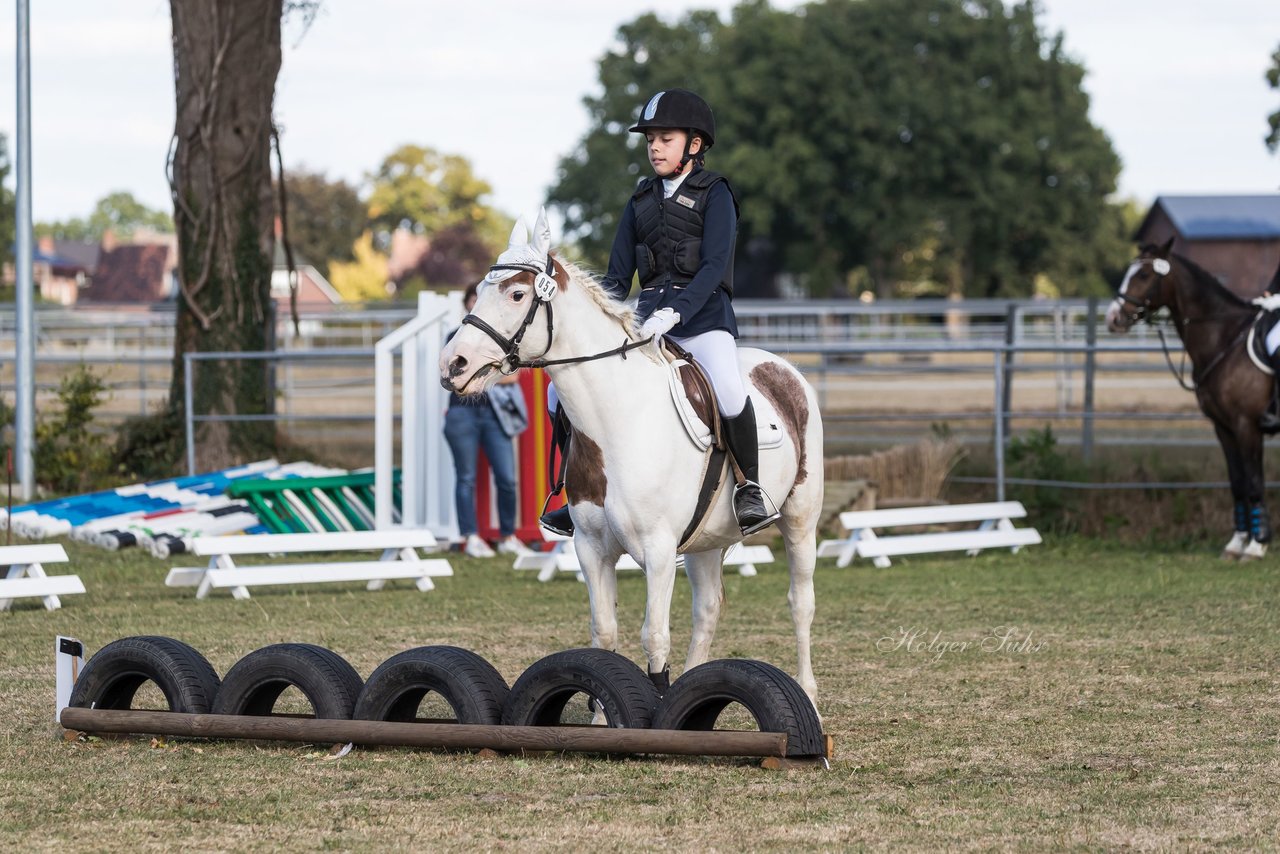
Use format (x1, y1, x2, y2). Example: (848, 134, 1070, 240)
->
(631, 168, 739, 296)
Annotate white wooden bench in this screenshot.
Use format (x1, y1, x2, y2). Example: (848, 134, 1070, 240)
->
(817, 501, 1040, 568)
(514, 531, 773, 583)
(165, 530, 452, 600)
(1, 544, 85, 612)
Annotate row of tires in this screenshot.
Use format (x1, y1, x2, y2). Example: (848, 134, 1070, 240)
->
(68, 637, 825, 757)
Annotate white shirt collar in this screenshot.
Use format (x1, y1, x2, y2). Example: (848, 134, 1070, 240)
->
(662, 169, 691, 199)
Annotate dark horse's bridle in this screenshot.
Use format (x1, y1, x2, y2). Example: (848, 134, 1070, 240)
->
(1111, 256, 1172, 326)
(1113, 254, 1253, 391)
(459, 254, 654, 376)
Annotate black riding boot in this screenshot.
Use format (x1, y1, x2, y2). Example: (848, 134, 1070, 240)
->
(538, 408, 575, 536)
(721, 399, 782, 536)
(1261, 356, 1280, 434)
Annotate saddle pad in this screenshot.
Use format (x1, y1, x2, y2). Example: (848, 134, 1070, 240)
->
(1248, 310, 1276, 376)
(666, 359, 785, 452)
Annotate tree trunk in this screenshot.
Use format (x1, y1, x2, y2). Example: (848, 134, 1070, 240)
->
(168, 0, 283, 471)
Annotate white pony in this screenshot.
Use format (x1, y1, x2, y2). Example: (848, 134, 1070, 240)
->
(439, 210, 825, 707)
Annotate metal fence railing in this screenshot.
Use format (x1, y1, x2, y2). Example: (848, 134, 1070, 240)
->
(2, 298, 1237, 500)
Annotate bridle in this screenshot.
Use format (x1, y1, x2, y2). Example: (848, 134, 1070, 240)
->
(1112, 253, 1252, 392)
(459, 253, 655, 377)
(1111, 256, 1171, 326)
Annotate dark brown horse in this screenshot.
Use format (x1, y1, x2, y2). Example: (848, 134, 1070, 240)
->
(1106, 238, 1272, 560)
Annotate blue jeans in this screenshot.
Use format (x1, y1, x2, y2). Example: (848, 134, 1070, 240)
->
(443, 401, 518, 537)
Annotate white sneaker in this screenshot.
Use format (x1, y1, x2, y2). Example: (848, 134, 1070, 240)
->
(464, 534, 496, 558)
(496, 535, 533, 557)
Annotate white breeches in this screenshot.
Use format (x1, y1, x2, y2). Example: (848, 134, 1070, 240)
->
(545, 330, 747, 418)
(1266, 321, 1280, 356)
(669, 330, 747, 417)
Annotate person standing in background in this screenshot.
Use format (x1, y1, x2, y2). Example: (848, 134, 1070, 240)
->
(444, 284, 532, 558)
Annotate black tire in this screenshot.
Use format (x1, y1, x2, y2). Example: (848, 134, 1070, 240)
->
(502, 648, 659, 729)
(211, 643, 363, 720)
(68, 636, 220, 714)
(652, 659, 825, 757)
(354, 646, 509, 725)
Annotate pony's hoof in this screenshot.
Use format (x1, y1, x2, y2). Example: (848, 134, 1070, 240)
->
(1221, 532, 1249, 561)
(1240, 540, 1268, 562)
(1221, 550, 1242, 562)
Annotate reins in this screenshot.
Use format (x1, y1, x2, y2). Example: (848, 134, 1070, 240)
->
(461, 254, 654, 375)
(1123, 255, 1254, 393)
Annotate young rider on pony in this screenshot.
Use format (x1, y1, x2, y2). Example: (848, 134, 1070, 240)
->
(539, 88, 780, 539)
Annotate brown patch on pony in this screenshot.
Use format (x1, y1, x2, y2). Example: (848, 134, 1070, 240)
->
(566, 429, 607, 506)
(749, 362, 809, 485)
(550, 253, 569, 291)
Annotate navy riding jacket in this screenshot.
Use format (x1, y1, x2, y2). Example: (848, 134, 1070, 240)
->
(600, 166, 739, 338)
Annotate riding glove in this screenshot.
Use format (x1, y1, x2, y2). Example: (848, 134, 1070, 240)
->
(640, 308, 681, 341)
(1253, 293, 1280, 311)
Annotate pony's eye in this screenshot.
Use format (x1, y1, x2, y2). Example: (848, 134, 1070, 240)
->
(512, 290, 526, 303)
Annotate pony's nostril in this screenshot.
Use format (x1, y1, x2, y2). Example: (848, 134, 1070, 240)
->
(448, 355, 468, 378)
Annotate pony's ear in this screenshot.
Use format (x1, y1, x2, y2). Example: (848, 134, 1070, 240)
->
(508, 217, 528, 251)
(1157, 236, 1175, 257)
(532, 207, 552, 257)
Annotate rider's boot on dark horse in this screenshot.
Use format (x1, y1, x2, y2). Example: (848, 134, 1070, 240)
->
(1259, 346, 1280, 434)
(538, 407, 575, 536)
(722, 398, 782, 536)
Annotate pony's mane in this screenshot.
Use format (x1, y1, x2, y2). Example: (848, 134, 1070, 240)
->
(555, 256, 640, 335)
(1172, 251, 1251, 308)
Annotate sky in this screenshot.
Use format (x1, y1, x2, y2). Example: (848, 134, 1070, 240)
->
(0, 0, 1277, 225)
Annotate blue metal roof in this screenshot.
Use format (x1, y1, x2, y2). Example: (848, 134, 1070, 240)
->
(1153, 195, 1280, 240)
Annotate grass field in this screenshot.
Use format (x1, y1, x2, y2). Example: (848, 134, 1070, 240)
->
(1, 535, 1278, 851)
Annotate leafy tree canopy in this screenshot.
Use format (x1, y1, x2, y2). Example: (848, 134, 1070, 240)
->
(328, 231, 390, 303)
(366, 144, 512, 254)
(549, 0, 1124, 298)
(36, 191, 173, 242)
(0, 134, 14, 264)
(277, 167, 366, 280)
(1267, 42, 1280, 153)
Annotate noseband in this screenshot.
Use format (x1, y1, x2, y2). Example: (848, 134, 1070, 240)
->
(1112, 256, 1172, 324)
(459, 254, 655, 376)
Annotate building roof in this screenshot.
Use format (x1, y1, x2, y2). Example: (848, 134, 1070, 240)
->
(51, 239, 101, 270)
(80, 244, 173, 302)
(1141, 194, 1280, 241)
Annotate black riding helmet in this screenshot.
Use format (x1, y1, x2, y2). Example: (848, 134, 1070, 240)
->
(629, 89, 715, 175)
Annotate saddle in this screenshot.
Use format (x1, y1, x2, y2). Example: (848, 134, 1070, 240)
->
(1247, 309, 1278, 376)
(658, 339, 783, 550)
(660, 339, 784, 452)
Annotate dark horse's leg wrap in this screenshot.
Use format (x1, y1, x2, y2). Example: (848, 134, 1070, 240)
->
(1250, 502, 1272, 544)
(1234, 501, 1250, 534)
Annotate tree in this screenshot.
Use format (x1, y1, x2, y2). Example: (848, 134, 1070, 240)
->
(1267, 42, 1280, 153)
(36, 191, 173, 242)
(167, 0, 286, 470)
(366, 145, 512, 255)
(398, 222, 495, 293)
(548, 0, 1124, 299)
(276, 167, 365, 280)
(0, 134, 14, 268)
(328, 231, 390, 303)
